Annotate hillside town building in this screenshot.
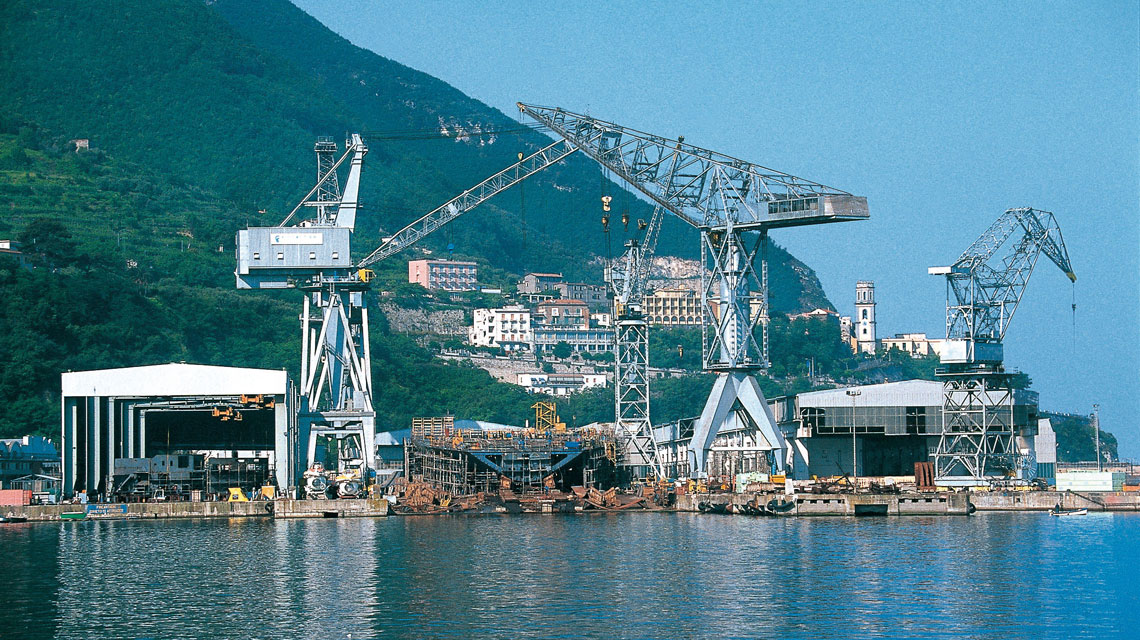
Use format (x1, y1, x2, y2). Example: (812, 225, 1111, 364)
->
(516, 272, 564, 294)
(644, 287, 701, 326)
(407, 258, 478, 292)
(468, 305, 532, 352)
(516, 372, 607, 396)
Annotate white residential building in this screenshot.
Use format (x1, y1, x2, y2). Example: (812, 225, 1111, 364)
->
(880, 333, 946, 358)
(468, 305, 532, 352)
(517, 372, 607, 396)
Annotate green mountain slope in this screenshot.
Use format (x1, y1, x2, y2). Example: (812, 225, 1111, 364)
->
(0, 0, 846, 440)
(0, 125, 567, 437)
(0, 0, 833, 310)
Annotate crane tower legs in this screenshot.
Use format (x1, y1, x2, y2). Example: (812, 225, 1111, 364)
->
(614, 317, 663, 480)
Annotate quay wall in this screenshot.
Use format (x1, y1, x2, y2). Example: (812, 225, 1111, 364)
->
(2, 501, 268, 521)
(2, 499, 389, 522)
(676, 492, 972, 516)
(677, 490, 1140, 515)
(971, 490, 1140, 511)
(275, 498, 390, 518)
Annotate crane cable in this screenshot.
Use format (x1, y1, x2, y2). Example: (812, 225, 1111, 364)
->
(518, 151, 527, 272)
(1071, 281, 1077, 361)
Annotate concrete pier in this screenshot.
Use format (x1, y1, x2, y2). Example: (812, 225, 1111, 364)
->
(970, 490, 1140, 512)
(676, 491, 973, 516)
(1, 498, 389, 521)
(274, 498, 390, 518)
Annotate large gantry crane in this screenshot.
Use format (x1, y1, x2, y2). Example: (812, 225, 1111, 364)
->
(237, 136, 372, 497)
(238, 135, 578, 494)
(238, 104, 868, 490)
(928, 207, 1075, 485)
(516, 104, 869, 478)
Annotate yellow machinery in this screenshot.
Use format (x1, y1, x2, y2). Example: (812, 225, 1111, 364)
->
(531, 401, 566, 434)
(255, 486, 276, 500)
(227, 488, 250, 502)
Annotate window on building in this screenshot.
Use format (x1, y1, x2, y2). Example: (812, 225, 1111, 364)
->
(862, 328, 867, 336)
(906, 407, 926, 435)
(802, 407, 826, 432)
(862, 309, 868, 319)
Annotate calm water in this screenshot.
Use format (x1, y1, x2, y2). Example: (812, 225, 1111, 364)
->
(1, 512, 1137, 639)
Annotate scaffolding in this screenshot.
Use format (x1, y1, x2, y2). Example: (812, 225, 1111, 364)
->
(406, 426, 618, 495)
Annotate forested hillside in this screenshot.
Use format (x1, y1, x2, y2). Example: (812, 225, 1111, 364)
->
(0, 0, 832, 310)
(0, 0, 862, 440)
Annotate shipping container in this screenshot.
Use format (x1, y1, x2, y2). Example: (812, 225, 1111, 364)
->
(1056, 471, 1125, 492)
(0, 489, 32, 506)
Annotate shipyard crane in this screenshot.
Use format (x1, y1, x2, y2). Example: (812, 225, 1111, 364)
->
(605, 202, 668, 480)
(237, 104, 869, 488)
(238, 136, 585, 493)
(516, 103, 869, 478)
(237, 135, 372, 496)
(928, 206, 1075, 485)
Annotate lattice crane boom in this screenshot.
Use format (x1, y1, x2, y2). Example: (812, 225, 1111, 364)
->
(357, 139, 577, 267)
(517, 103, 867, 231)
(930, 207, 1075, 364)
(519, 103, 869, 478)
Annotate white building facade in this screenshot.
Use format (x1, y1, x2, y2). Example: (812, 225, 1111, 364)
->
(516, 372, 607, 396)
(854, 280, 877, 354)
(468, 305, 532, 352)
(880, 333, 946, 358)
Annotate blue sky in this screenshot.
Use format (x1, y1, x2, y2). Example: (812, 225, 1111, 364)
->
(293, 0, 1139, 457)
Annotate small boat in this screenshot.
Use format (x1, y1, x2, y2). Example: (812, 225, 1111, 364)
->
(765, 498, 797, 515)
(0, 515, 28, 523)
(697, 502, 730, 514)
(60, 512, 87, 520)
(1049, 508, 1087, 516)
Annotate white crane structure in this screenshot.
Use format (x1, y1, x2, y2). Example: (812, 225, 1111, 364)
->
(605, 202, 668, 480)
(515, 104, 869, 478)
(237, 135, 373, 495)
(928, 206, 1075, 485)
(235, 103, 869, 489)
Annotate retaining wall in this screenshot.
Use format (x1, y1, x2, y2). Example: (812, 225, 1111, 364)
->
(2, 498, 391, 522)
(676, 491, 972, 516)
(274, 498, 389, 518)
(971, 490, 1140, 511)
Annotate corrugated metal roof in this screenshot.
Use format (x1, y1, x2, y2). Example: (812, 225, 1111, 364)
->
(797, 380, 943, 407)
(61, 363, 288, 397)
(797, 379, 1037, 408)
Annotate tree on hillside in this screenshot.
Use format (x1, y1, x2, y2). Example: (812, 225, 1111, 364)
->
(19, 217, 76, 266)
(552, 341, 572, 359)
(1049, 412, 1119, 463)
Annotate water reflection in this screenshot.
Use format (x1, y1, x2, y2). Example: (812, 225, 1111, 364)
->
(0, 512, 1133, 638)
